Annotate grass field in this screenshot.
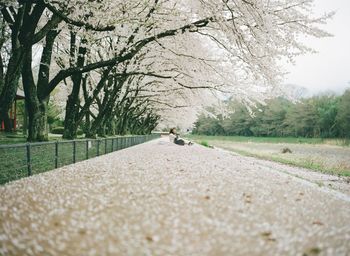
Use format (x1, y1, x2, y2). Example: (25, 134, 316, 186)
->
(0, 139, 112, 184)
(0, 133, 86, 144)
(186, 135, 350, 146)
(186, 135, 350, 177)
(0, 134, 158, 185)
(0, 133, 27, 144)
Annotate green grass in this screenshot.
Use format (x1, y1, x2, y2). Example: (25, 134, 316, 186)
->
(0, 132, 101, 145)
(199, 140, 212, 148)
(0, 133, 27, 144)
(0, 139, 112, 184)
(0, 133, 62, 144)
(186, 135, 349, 146)
(0, 140, 99, 185)
(0, 135, 157, 185)
(186, 135, 350, 177)
(215, 146, 350, 177)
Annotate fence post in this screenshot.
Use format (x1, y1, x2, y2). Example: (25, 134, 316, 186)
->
(86, 140, 89, 159)
(112, 138, 114, 152)
(55, 141, 58, 168)
(73, 140, 76, 163)
(105, 139, 107, 154)
(26, 143, 32, 176)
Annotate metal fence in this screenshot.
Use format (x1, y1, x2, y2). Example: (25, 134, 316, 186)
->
(0, 134, 160, 185)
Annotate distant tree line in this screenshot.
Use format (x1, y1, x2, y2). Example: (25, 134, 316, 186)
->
(193, 90, 350, 138)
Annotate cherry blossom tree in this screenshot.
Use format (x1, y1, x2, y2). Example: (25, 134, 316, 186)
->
(0, 0, 332, 141)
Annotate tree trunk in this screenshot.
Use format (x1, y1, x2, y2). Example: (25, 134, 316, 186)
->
(24, 84, 49, 141)
(22, 46, 50, 141)
(85, 125, 97, 139)
(97, 124, 106, 137)
(0, 5, 26, 132)
(26, 99, 49, 141)
(0, 2, 45, 134)
(63, 95, 80, 139)
(23, 23, 58, 142)
(0, 47, 24, 132)
(106, 119, 116, 136)
(86, 115, 102, 138)
(63, 36, 87, 139)
(83, 111, 91, 135)
(23, 104, 28, 135)
(0, 112, 12, 132)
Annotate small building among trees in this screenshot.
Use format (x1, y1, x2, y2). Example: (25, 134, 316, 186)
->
(0, 89, 26, 133)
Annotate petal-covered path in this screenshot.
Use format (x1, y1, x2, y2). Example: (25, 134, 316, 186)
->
(1, 138, 349, 255)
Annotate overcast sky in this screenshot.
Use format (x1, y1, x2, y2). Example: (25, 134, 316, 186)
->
(284, 0, 350, 95)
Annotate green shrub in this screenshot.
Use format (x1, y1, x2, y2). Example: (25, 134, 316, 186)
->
(51, 120, 64, 127)
(51, 127, 64, 134)
(51, 127, 84, 136)
(77, 129, 84, 136)
(5, 134, 26, 139)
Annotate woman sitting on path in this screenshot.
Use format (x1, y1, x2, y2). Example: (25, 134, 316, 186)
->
(169, 128, 193, 146)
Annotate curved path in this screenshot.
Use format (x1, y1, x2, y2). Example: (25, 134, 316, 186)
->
(1, 138, 349, 255)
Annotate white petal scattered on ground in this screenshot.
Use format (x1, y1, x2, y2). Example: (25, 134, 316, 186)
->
(1, 138, 349, 256)
(214, 147, 350, 197)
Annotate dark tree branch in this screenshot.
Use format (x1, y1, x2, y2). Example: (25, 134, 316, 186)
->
(32, 13, 62, 44)
(43, 1, 115, 32)
(45, 16, 215, 97)
(1, 7, 16, 27)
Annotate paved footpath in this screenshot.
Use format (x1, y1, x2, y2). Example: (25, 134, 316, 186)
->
(1, 138, 349, 256)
